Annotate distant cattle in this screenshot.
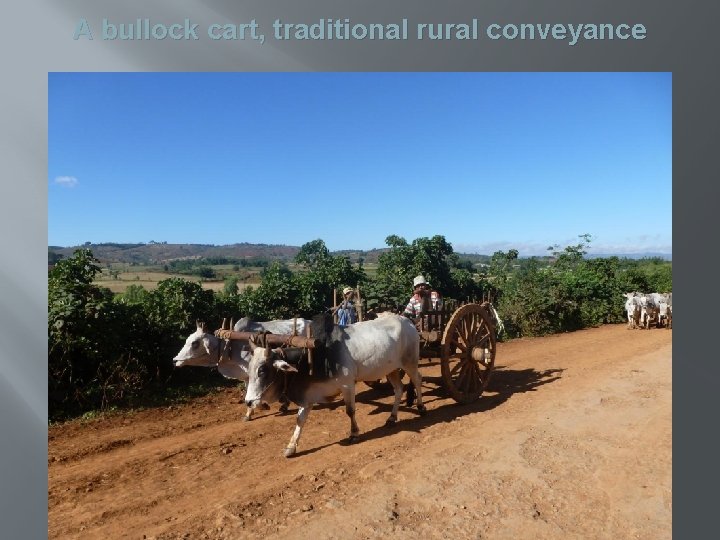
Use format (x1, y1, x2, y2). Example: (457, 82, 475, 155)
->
(623, 292, 642, 329)
(639, 294, 660, 329)
(653, 293, 672, 329)
(173, 318, 310, 420)
(244, 313, 426, 457)
(625, 292, 672, 330)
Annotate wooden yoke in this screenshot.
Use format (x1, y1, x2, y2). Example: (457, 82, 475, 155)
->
(214, 329, 318, 348)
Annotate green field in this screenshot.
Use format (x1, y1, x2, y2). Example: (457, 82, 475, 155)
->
(94, 264, 263, 293)
(93, 262, 381, 294)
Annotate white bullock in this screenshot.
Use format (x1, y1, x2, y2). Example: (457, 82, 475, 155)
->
(244, 313, 425, 457)
(623, 292, 642, 329)
(638, 294, 661, 329)
(650, 293, 673, 329)
(173, 318, 309, 420)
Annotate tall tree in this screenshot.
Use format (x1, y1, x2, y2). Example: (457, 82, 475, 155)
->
(375, 234, 469, 307)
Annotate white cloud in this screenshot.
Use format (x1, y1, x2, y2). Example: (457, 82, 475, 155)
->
(54, 176, 79, 188)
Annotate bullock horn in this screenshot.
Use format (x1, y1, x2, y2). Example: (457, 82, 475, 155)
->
(230, 318, 234, 331)
(201, 322, 208, 333)
(248, 335, 257, 351)
(221, 318, 228, 330)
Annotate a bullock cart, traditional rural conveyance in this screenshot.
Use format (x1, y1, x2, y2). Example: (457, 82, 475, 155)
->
(212, 299, 500, 405)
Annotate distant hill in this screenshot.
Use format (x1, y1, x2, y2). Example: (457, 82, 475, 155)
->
(588, 252, 672, 261)
(48, 242, 496, 266)
(48, 242, 301, 265)
(47, 242, 670, 266)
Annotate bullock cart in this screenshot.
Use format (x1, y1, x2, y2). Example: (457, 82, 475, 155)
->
(213, 300, 497, 405)
(407, 300, 498, 404)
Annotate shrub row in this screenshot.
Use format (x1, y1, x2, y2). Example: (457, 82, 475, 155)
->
(48, 237, 671, 419)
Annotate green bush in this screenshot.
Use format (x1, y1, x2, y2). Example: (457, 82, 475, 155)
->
(48, 239, 671, 418)
(49, 250, 146, 417)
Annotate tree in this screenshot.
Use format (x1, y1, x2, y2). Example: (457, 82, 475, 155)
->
(196, 266, 215, 279)
(294, 239, 365, 315)
(238, 262, 301, 319)
(644, 260, 673, 293)
(144, 278, 216, 332)
(223, 276, 240, 296)
(375, 234, 472, 307)
(117, 284, 148, 305)
(548, 233, 592, 271)
(497, 258, 559, 337)
(488, 249, 519, 288)
(295, 239, 331, 269)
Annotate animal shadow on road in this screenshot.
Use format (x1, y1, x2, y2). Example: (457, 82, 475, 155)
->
(358, 366, 563, 440)
(290, 366, 564, 456)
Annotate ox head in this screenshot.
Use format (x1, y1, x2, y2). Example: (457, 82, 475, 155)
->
(624, 292, 639, 306)
(173, 321, 219, 367)
(244, 338, 297, 408)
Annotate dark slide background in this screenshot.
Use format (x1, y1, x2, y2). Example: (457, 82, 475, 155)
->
(1, 1, 716, 536)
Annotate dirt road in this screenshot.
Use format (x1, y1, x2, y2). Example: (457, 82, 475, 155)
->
(49, 324, 672, 539)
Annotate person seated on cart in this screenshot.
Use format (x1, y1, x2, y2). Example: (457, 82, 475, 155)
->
(403, 275, 443, 323)
(401, 275, 443, 407)
(332, 286, 358, 327)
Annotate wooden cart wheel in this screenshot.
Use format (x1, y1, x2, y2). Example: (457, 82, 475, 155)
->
(440, 303, 497, 404)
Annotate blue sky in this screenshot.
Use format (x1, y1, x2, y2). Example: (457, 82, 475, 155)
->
(48, 72, 671, 256)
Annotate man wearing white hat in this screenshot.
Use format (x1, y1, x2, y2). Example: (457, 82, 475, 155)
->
(334, 286, 358, 327)
(403, 275, 442, 408)
(403, 275, 443, 319)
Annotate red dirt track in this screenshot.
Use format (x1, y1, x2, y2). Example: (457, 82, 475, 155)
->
(49, 324, 672, 539)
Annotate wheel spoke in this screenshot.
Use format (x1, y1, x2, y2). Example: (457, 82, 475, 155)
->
(476, 331, 490, 346)
(455, 361, 468, 390)
(460, 320, 469, 345)
(449, 358, 463, 377)
(464, 361, 476, 393)
(480, 367, 491, 389)
(467, 316, 475, 338)
(455, 362, 470, 389)
(468, 316, 484, 346)
(472, 359, 482, 392)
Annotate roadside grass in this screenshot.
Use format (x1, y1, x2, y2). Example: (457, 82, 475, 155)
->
(49, 375, 244, 426)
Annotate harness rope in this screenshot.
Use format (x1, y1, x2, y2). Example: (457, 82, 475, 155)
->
(250, 331, 291, 400)
(207, 332, 232, 370)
